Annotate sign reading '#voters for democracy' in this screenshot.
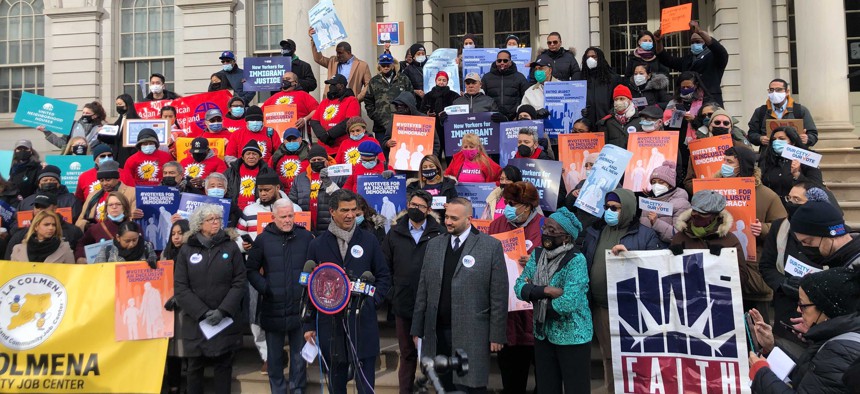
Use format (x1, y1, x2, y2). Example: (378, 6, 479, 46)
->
(693, 177, 757, 261)
(781, 145, 822, 168)
(443, 112, 500, 156)
(243, 57, 292, 92)
(135, 90, 232, 135)
(357, 175, 407, 234)
(660, 3, 693, 34)
(263, 104, 298, 138)
(390, 115, 436, 171)
(499, 120, 545, 167)
(13, 92, 78, 134)
(135, 186, 181, 251)
(688, 134, 733, 180)
(623, 131, 679, 193)
(114, 261, 175, 342)
(558, 133, 604, 191)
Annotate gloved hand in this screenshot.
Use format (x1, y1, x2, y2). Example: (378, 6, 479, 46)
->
(381, 170, 395, 179)
(438, 111, 448, 123)
(490, 113, 508, 123)
(147, 259, 158, 269)
(669, 243, 684, 256)
(536, 108, 550, 119)
(319, 167, 332, 187)
(708, 244, 722, 256)
(204, 309, 225, 326)
(163, 296, 177, 312)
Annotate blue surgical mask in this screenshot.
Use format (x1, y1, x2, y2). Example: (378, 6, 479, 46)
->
(772, 139, 788, 154)
(503, 205, 521, 222)
(108, 213, 125, 222)
(285, 142, 300, 152)
(691, 43, 705, 55)
(207, 187, 226, 198)
(640, 41, 654, 51)
(361, 159, 377, 169)
(534, 70, 547, 83)
(640, 120, 656, 131)
(603, 209, 619, 226)
(355, 215, 365, 226)
(247, 121, 263, 132)
(223, 64, 233, 72)
(350, 134, 363, 141)
(720, 163, 737, 178)
(141, 145, 157, 155)
(230, 107, 245, 117)
(208, 122, 224, 132)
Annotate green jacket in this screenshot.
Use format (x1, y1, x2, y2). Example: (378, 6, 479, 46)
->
(515, 247, 592, 345)
(364, 72, 413, 126)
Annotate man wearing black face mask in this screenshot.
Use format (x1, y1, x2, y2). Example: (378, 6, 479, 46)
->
(380, 91, 440, 159)
(262, 72, 319, 132)
(161, 161, 185, 189)
(287, 145, 342, 234)
(9, 140, 41, 200)
(513, 128, 551, 159)
(11, 165, 82, 235)
(277, 39, 317, 93)
(308, 74, 360, 157)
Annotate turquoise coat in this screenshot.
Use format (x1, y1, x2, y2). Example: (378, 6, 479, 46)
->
(515, 247, 592, 345)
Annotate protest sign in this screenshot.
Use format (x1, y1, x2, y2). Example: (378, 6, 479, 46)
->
(13, 92, 78, 134)
(443, 112, 499, 156)
(0, 150, 12, 179)
(258, 211, 311, 234)
(85, 239, 112, 264)
(544, 81, 587, 138)
(623, 132, 679, 192)
(243, 57, 291, 92)
(177, 193, 231, 228)
(471, 219, 491, 234)
(462, 47, 532, 81)
(490, 228, 531, 312)
(558, 133, 604, 191)
(294, 211, 311, 230)
(175, 137, 226, 163)
(508, 158, 563, 211)
(660, 3, 693, 34)
(390, 115, 436, 171)
(45, 155, 94, 192)
(115, 261, 175, 341)
(444, 104, 469, 115)
(607, 250, 750, 393)
(423, 48, 460, 93)
(135, 186, 180, 250)
(575, 145, 633, 217)
(327, 164, 352, 177)
(257, 212, 273, 235)
(17, 208, 72, 228)
(309, 0, 347, 51)
(263, 104, 298, 138)
(134, 90, 233, 135)
(638, 197, 673, 216)
(693, 177, 757, 261)
(765, 119, 805, 138)
(782, 145, 822, 168)
(0, 200, 15, 230)
(688, 134, 733, 180)
(122, 119, 169, 147)
(455, 182, 496, 218)
(356, 175, 407, 233)
(376, 22, 402, 45)
(784, 255, 822, 277)
(499, 120, 545, 167)
(0, 260, 168, 393)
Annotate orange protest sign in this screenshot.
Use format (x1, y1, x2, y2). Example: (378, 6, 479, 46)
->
(622, 132, 679, 193)
(471, 219, 491, 234)
(660, 3, 693, 34)
(390, 114, 436, 171)
(257, 212, 273, 235)
(17, 207, 72, 228)
(294, 211, 311, 230)
(257, 211, 311, 233)
(765, 119, 805, 138)
(115, 261, 175, 341)
(688, 134, 733, 180)
(693, 177, 757, 261)
(558, 133, 604, 192)
(491, 228, 531, 312)
(263, 104, 298, 138)
(175, 137, 227, 162)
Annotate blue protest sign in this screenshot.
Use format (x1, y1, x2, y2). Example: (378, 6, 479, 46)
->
(499, 120, 544, 167)
(509, 158, 563, 211)
(574, 144, 633, 217)
(13, 92, 78, 134)
(0, 200, 15, 231)
(177, 193, 231, 228)
(442, 112, 500, 157)
(455, 182, 497, 218)
(423, 48, 460, 93)
(356, 174, 407, 233)
(544, 81, 587, 138)
(243, 57, 292, 92)
(45, 155, 95, 193)
(309, 0, 348, 51)
(136, 186, 181, 250)
(462, 48, 532, 81)
(0, 151, 12, 180)
(376, 22, 402, 45)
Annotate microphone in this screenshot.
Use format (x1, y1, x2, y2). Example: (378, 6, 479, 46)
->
(350, 271, 376, 318)
(299, 260, 317, 323)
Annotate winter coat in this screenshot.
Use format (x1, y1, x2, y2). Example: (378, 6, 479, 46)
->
(582, 217, 662, 274)
(245, 221, 314, 333)
(287, 170, 335, 233)
(751, 312, 860, 394)
(481, 61, 530, 119)
(596, 111, 644, 149)
(364, 72, 414, 132)
(358, 213, 387, 245)
(400, 61, 425, 92)
(638, 187, 691, 244)
(312, 53, 372, 97)
(747, 97, 819, 147)
(579, 72, 622, 127)
(529, 47, 581, 83)
(74, 218, 122, 261)
(623, 51, 670, 78)
(303, 226, 392, 360)
(4, 219, 82, 261)
(15, 185, 82, 229)
(174, 229, 247, 358)
(412, 228, 508, 388)
(515, 246, 592, 345)
(222, 65, 255, 104)
(759, 150, 824, 199)
(444, 151, 502, 183)
(420, 85, 460, 116)
(625, 73, 672, 110)
(290, 57, 318, 93)
(657, 38, 729, 104)
(9, 158, 41, 200)
(92, 240, 157, 266)
(452, 92, 499, 114)
(406, 177, 458, 218)
(519, 82, 545, 111)
(222, 160, 276, 202)
(382, 211, 444, 319)
(143, 89, 180, 101)
(76, 183, 137, 230)
(10, 240, 75, 263)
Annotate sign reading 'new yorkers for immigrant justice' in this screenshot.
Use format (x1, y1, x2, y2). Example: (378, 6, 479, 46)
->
(243, 57, 292, 92)
(443, 112, 500, 156)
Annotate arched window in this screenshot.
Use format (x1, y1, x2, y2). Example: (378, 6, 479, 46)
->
(120, 0, 174, 102)
(0, 0, 45, 113)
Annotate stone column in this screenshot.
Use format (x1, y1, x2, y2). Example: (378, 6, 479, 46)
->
(794, 0, 856, 143)
(282, 0, 320, 94)
(44, 4, 105, 106)
(540, 0, 590, 55)
(384, 0, 415, 57)
(737, 0, 774, 123)
(174, 0, 237, 95)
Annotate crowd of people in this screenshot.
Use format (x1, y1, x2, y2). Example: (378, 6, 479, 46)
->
(1, 19, 858, 394)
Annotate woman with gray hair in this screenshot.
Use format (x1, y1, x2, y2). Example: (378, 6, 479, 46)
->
(174, 203, 246, 394)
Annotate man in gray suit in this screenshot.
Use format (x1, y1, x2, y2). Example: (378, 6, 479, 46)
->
(411, 197, 508, 393)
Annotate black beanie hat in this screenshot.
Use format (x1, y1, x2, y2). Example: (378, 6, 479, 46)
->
(242, 140, 262, 156)
(800, 267, 860, 318)
(790, 201, 847, 238)
(256, 172, 280, 186)
(309, 145, 328, 160)
(245, 105, 264, 122)
(517, 105, 538, 120)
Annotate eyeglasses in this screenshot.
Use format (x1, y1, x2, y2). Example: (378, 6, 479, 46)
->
(797, 301, 815, 311)
(701, 112, 714, 118)
(205, 217, 222, 223)
(767, 88, 786, 93)
(547, 40, 559, 45)
(98, 154, 113, 159)
(603, 205, 621, 212)
(711, 120, 731, 126)
(408, 202, 429, 210)
(784, 195, 804, 204)
(107, 203, 123, 208)
(496, 59, 510, 64)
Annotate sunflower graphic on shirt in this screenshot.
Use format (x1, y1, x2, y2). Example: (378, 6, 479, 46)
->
(345, 148, 360, 165)
(240, 175, 256, 198)
(276, 96, 295, 105)
(89, 180, 102, 195)
(323, 104, 339, 121)
(137, 161, 160, 181)
(279, 159, 301, 179)
(309, 179, 321, 200)
(185, 163, 205, 178)
(257, 141, 268, 158)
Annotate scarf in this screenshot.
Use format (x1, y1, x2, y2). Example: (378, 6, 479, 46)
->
(614, 103, 636, 125)
(116, 238, 146, 261)
(27, 236, 61, 263)
(328, 223, 356, 260)
(533, 243, 574, 324)
(634, 47, 655, 61)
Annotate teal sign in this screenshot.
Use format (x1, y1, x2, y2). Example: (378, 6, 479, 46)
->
(13, 92, 78, 134)
(45, 155, 94, 192)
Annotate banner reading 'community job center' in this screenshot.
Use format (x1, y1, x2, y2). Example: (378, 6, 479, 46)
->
(0, 261, 167, 393)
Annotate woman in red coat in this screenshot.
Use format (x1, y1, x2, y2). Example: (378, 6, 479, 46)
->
(444, 132, 501, 183)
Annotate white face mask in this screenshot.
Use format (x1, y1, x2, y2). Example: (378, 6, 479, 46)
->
(586, 57, 598, 69)
(415, 55, 427, 63)
(652, 183, 669, 197)
(149, 84, 164, 94)
(633, 74, 647, 86)
(768, 91, 787, 105)
(463, 44, 475, 49)
(507, 45, 518, 49)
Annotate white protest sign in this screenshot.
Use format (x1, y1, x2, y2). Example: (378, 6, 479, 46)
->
(638, 197, 673, 216)
(443, 104, 469, 115)
(781, 145, 822, 168)
(784, 255, 822, 277)
(431, 196, 447, 210)
(327, 164, 353, 177)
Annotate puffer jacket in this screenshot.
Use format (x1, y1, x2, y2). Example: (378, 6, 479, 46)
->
(638, 187, 690, 244)
(626, 73, 672, 110)
(245, 221, 314, 332)
(287, 170, 336, 233)
(9, 158, 41, 200)
(597, 111, 643, 149)
(14, 184, 82, 233)
(401, 60, 425, 92)
(481, 61, 530, 119)
(223, 160, 277, 202)
(382, 211, 444, 320)
(452, 92, 499, 114)
(364, 70, 414, 133)
(528, 47, 580, 83)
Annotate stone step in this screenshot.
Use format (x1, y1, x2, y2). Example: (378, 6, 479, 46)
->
(820, 163, 860, 184)
(816, 147, 860, 166)
(825, 182, 860, 204)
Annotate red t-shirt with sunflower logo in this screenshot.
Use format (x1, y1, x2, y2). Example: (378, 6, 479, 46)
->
(262, 91, 320, 119)
(236, 164, 262, 211)
(334, 135, 386, 166)
(308, 172, 321, 230)
(311, 96, 360, 155)
(124, 150, 175, 186)
(273, 154, 308, 194)
(179, 155, 228, 181)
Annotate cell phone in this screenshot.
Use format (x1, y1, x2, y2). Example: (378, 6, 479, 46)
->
(241, 234, 253, 244)
(779, 321, 800, 334)
(744, 312, 761, 354)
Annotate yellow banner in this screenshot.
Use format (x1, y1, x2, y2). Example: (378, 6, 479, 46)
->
(0, 261, 166, 393)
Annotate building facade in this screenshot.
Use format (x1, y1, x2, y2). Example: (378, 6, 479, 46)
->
(0, 0, 856, 153)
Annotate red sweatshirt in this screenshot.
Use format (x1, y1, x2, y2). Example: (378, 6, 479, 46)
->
(311, 96, 360, 156)
(228, 128, 282, 163)
(263, 91, 320, 119)
(334, 135, 386, 166)
(75, 166, 136, 203)
(273, 154, 308, 194)
(124, 149, 175, 186)
(223, 117, 246, 134)
(179, 155, 228, 180)
(343, 160, 386, 192)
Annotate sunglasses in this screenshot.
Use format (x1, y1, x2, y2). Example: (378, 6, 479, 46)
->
(603, 205, 621, 212)
(711, 120, 731, 126)
(547, 40, 559, 45)
(496, 59, 510, 64)
(220, 60, 232, 64)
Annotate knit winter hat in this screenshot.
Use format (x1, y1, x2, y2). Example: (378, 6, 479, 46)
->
(708, 109, 732, 127)
(347, 116, 367, 132)
(800, 267, 860, 319)
(256, 172, 280, 186)
(613, 84, 633, 100)
(435, 71, 449, 81)
(517, 105, 538, 120)
(242, 140, 262, 156)
(790, 201, 847, 238)
(649, 161, 677, 188)
(245, 105, 264, 122)
(135, 128, 160, 148)
(96, 160, 120, 179)
(309, 145, 328, 160)
(38, 165, 61, 182)
(549, 207, 583, 239)
(92, 144, 112, 160)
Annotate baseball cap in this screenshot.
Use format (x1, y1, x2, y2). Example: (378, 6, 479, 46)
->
(219, 51, 236, 60)
(464, 72, 481, 82)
